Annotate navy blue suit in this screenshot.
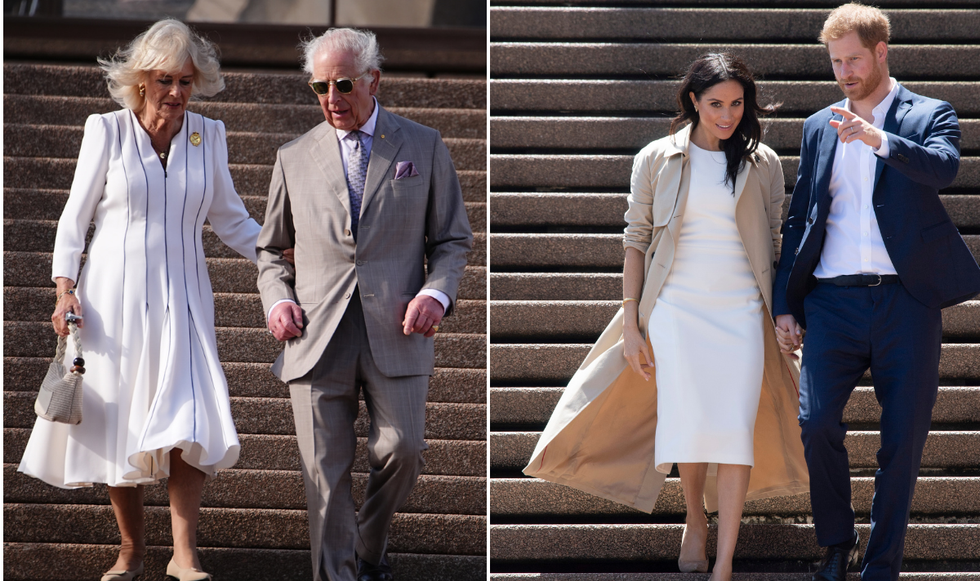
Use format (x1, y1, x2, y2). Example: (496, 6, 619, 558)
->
(773, 85, 980, 580)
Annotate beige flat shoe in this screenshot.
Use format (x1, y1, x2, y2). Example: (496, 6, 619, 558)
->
(678, 521, 709, 573)
(100, 562, 144, 581)
(166, 558, 212, 581)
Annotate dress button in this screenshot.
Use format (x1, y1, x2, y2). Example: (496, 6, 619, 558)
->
(344, 292, 351, 299)
(356, 260, 365, 265)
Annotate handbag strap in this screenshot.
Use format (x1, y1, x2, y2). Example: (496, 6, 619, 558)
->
(54, 322, 83, 365)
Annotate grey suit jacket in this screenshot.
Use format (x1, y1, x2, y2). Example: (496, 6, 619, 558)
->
(256, 105, 473, 383)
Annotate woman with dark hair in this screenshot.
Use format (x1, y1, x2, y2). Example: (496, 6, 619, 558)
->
(525, 53, 808, 580)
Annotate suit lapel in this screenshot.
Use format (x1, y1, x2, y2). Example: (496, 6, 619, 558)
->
(813, 103, 843, 212)
(361, 107, 403, 214)
(874, 86, 912, 194)
(311, 124, 353, 217)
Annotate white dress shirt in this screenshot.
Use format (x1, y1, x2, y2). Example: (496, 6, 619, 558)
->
(269, 97, 449, 321)
(813, 77, 899, 279)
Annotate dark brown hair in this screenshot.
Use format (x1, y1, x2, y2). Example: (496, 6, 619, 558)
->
(670, 53, 774, 192)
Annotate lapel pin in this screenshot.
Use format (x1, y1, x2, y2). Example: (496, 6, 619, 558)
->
(380, 134, 385, 139)
(190, 132, 202, 146)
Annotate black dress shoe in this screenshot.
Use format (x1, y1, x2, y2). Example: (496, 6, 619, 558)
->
(812, 530, 860, 581)
(356, 553, 393, 581)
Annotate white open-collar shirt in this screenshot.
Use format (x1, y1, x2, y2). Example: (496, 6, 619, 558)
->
(814, 77, 899, 278)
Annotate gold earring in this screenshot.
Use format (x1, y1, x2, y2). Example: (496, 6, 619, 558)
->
(139, 85, 145, 97)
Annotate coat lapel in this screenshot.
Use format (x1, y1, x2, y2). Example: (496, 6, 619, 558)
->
(361, 107, 403, 214)
(813, 104, 843, 209)
(873, 86, 912, 194)
(311, 124, 352, 217)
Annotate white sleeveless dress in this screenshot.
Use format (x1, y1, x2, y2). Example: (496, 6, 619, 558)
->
(18, 110, 260, 488)
(648, 143, 765, 474)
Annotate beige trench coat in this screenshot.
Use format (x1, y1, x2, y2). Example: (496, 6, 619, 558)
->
(523, 125, 809, 513)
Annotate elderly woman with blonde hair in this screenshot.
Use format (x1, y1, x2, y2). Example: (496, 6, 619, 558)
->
(17, 18, 260, 581)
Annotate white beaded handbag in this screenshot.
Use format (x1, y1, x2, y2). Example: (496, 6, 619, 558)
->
(34, 317, 85, 425)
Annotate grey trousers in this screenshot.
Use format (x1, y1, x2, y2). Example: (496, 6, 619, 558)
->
(289, 293, 428, 581)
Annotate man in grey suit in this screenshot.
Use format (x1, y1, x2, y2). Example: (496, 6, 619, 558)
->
(255, 27, 473, 581)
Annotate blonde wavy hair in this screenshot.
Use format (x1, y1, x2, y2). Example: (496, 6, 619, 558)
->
(98, 18, 225, 111)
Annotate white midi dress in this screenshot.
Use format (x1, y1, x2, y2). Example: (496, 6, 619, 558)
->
(18, 110, 261, 488)
(648, 143, 765, 474)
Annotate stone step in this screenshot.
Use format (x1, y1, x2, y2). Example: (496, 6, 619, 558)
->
(1, 187, 486, 234)
(3, 503, 485, 554)
(2, 251, 488, 299)
(490, 523, 980, 563)
(2, 286, 487, 334)
(3, 359, 486, 403)
(488, 233, 980, 270)
(489, 0, 979, 5)
(488, 193, 980, 230)
(0, 219, 488, 267)
(490, 80, 980, 117)
(490, 8, 980, 42)
(3, 322, 487, 369)
(2, 543, 484, 581)
(489, 154, 979, 191)
(490, 43, 980, 79)
(490, 431, 980, 472)
(490, 476, 980, 517)
(4, 464, 485, 514)
(3, 124, 487, 171)
(491, 575, 980, 581)
(489, 117, 980, 153)
(489, 344, 980, 384)
(3, 392, 487, 440)
(2, 65, 487, 109)
(489, 300, 980, 341)
(489, 385, 980, 427)
(2, 157, 487, 202)
(2, 94, 486, 138)
(491, 272, 622, 301)
(4, 429, 487, 476)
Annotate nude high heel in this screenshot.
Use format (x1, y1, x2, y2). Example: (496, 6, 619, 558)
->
(166, 558, 212, 581)
(678, 522, 709, 573)
(100, 563, 144, 581)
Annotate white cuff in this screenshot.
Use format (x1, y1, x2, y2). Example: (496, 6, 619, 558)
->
(873, 132, 890, 158)
(418, 289, 450, 315)
(268, 298, 297, 324)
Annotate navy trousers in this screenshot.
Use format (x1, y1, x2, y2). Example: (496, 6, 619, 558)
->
(799, 281, 941, 581)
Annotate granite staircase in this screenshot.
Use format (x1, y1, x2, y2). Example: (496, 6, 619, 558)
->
(489, 1, 980, 579)
(3, 63, 487, 581)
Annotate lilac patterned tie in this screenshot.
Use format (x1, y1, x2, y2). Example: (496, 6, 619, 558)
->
(346, 130, 368, 240)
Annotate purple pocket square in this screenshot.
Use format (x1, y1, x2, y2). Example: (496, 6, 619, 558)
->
(394, 161, 420, 180)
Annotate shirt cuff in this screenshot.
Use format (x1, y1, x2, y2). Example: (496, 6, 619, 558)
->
(873, 132, 890, 158)
(268, 298, 297, 324)
(418, 289, 450, 315)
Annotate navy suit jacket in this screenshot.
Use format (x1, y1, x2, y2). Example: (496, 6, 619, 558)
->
(773, 84, 980, 328)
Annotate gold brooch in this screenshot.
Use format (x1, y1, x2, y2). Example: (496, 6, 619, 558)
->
(190, 132, 201, 146)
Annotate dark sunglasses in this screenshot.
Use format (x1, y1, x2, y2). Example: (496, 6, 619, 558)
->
(308, 73, 368, 95)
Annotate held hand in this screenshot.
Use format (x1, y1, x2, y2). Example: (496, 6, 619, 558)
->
(403, 295, 445, 338)
(623, 325, 654, 381)
(268, 301, 304, 341)
(52, 291, 83, 337)
(775, 314, 804, 358)
(282, 248, 295, 266)
(829, 106, 882, 149)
